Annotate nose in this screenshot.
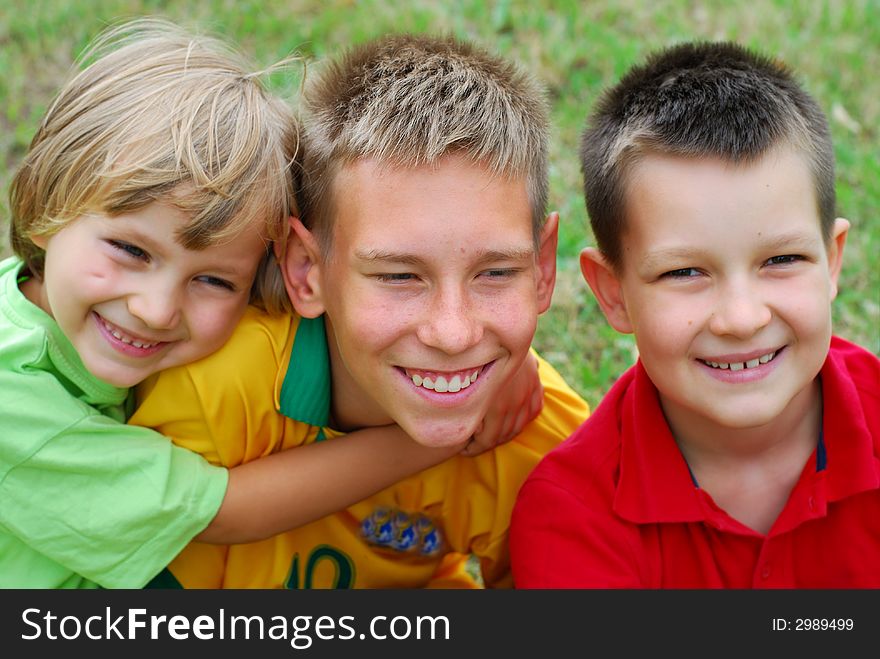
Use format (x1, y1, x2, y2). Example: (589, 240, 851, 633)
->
(416, 286, 483, 355)
(126, 280, 182, 330)
(707, 276, 771, 339)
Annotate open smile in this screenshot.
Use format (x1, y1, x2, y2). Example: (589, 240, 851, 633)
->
(697, 348, 781, 372)
(398, 360, 495, 396)
(93, 312, 168, 357)
(696, 346, 785, 382)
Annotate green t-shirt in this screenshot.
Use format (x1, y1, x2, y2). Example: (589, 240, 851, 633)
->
(0, 257, 227, 588)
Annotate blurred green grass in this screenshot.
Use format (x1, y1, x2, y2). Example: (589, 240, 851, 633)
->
(2, 0, 877, 405)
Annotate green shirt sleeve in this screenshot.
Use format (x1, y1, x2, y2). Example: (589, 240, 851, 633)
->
(0, 411, 227, 588)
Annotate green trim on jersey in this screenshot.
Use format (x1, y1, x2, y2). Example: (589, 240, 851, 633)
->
(145, 567, 184, 589)
(278, 315, 331, 428)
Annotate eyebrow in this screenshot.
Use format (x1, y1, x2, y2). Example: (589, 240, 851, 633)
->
(640, 231, 821, 270)
(354, 247, 536, 266)
(639, 247, 703, 272)
(758, 231, 822, 252)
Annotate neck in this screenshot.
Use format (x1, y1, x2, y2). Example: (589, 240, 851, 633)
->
(324, 316, 394, 432)
(664, 379, 823, 535)
(19, 272, 50, 316)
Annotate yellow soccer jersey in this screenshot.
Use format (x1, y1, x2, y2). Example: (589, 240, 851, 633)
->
(131, 306, 589, 589)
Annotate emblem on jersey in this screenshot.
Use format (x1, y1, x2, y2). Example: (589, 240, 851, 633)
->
(361, 507, 444, 556)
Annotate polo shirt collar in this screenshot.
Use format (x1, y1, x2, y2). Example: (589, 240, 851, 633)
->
(613, 347, 879, 529)
(819, 343, 879, 502)
(613, 361, 705, 525)
(277, 315, 331, 426)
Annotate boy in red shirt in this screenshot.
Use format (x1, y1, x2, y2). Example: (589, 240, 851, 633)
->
(510, 42, 879, 588)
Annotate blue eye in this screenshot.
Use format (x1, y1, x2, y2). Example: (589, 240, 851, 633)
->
(662, 267, 701, 278)
(109, 240, 149, 261)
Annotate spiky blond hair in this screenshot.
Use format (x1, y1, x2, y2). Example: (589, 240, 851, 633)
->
(297, 33, 549, 254)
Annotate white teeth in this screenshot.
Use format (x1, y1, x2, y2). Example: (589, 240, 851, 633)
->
(102, 318, 157, 348)
(408, 368, 481, 392)
(703, 350, 777, 371)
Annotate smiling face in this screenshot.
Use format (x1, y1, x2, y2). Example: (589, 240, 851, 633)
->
(24, 201, 267, 388)
(286, 154, 557, 447)
(581, 146, 848, 439)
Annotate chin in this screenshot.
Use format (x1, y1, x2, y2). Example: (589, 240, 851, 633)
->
(85, 363, 138, 388)
(403, 420, 475, 449)
(704, 406, 785, 431)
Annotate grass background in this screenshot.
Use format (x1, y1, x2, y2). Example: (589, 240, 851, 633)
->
(1, 0, 877, 405)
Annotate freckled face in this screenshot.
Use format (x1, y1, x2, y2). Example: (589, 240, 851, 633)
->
(316, 155, 554, 447)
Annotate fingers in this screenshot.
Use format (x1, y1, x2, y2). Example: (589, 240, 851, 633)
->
(460, 354, 545, 457)
(528, 379, 544, 424)
(464, 415, 501, 456)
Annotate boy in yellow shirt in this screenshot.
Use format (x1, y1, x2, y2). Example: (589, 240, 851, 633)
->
(132, 34, 589, 588)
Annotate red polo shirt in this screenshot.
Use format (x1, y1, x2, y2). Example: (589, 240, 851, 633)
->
(511, 337, 880, 588)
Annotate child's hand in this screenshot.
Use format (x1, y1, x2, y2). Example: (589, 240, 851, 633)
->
(461, 352, 543, 456)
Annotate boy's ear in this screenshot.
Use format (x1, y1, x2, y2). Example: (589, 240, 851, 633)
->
(29, 233, 48, 249)
(579, 247, 633, 334)
(535, 212, 559, 313)
(826, 217, 850, 301)
(277, 217, 326, 319)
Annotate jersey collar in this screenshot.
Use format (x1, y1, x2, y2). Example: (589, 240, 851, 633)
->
(278, 315, 331, 427)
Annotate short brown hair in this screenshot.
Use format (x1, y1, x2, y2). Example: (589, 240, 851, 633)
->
(580, 41, 835, 272)
(297, 33, 549, 255)
(9, 18, 299, 312)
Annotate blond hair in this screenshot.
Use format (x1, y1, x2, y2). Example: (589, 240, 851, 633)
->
(9, 18, 298, 313)
(297, 33, 549, 255)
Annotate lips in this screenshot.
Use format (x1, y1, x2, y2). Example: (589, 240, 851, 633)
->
(93, 312, 167, 357)
(403, 366, 483, 392)
(696, 346, 786, 384)
(698, 348, 780, 372)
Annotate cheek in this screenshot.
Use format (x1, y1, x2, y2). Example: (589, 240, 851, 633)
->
(628, 297, 706, 332)
(490, 301, 537, 349)
(61, 256, 128, 303)
(629, 294, 696, 352)
(347, 301, 412, 351)
(329, 279, 417, 347)
(789, 301, 833, 344)
(187, 297, 251, 354)
(773, 277, 834, 338)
